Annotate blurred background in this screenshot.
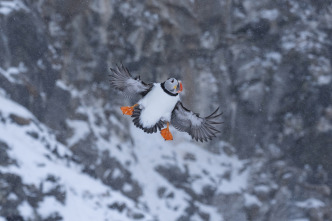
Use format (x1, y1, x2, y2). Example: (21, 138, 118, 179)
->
(0, 0, 332, 220)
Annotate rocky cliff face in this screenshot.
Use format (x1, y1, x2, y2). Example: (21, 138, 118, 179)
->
(0, 0, 331, 220)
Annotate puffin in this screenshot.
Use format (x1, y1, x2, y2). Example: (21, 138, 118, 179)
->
(109, 64, 222, 142)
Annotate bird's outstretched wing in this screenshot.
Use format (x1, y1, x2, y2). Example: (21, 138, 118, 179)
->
(109, 64, 153, 102)
(171, 101, 222, 142)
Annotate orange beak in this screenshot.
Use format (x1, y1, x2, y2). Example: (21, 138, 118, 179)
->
(177, 81, 183, 93)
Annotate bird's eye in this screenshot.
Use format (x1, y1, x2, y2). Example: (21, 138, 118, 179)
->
(171, 79, 174, 83)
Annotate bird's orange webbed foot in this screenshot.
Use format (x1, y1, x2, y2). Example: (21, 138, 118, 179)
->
(120, 104, 138, 116)
(160, 122, 173, 141)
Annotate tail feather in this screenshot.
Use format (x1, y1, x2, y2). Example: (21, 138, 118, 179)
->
(131, 106, 165, 134)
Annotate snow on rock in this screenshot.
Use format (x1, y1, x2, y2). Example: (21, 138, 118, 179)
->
(200, 32, 216, 49)
(121, 124, 247, 220)
(317, 75, 332, 85)
(55, 80, 70, 91)
(296, 198, 325, 209)
(244, 193, 262, 207)
(66, 119, 90, 147)
(281, 30, 328, 53)
(260, 9, 279, 21)
(291, 219, 309, 221)
(18, 202, 33, 219)
(0, 0, 26, 15)
(0, 63, 26, 84)
(0, 91, 33, 119)
(0, 93, 151, 221)
(7, 193, 18, 201)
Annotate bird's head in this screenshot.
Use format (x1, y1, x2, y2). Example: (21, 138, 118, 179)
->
(164, 78, 183, 94)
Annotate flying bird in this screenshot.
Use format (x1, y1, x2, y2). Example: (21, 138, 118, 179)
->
(109, 64, 222, 142)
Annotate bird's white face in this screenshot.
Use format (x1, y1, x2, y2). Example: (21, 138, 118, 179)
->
(164, 78, 183, 94)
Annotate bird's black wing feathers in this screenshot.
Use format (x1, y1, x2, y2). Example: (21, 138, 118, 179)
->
(171, 101, 222, 142)
(109, 64, 153, 102)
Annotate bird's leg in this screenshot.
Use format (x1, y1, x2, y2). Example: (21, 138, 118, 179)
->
(120, 104, 138, 116)
(160, 122, 173, 141)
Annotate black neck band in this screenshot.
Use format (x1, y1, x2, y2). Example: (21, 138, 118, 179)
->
(161, 83, 178, 97)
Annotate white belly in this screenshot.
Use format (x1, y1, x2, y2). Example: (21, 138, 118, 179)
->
(138, 83, 179, 128)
